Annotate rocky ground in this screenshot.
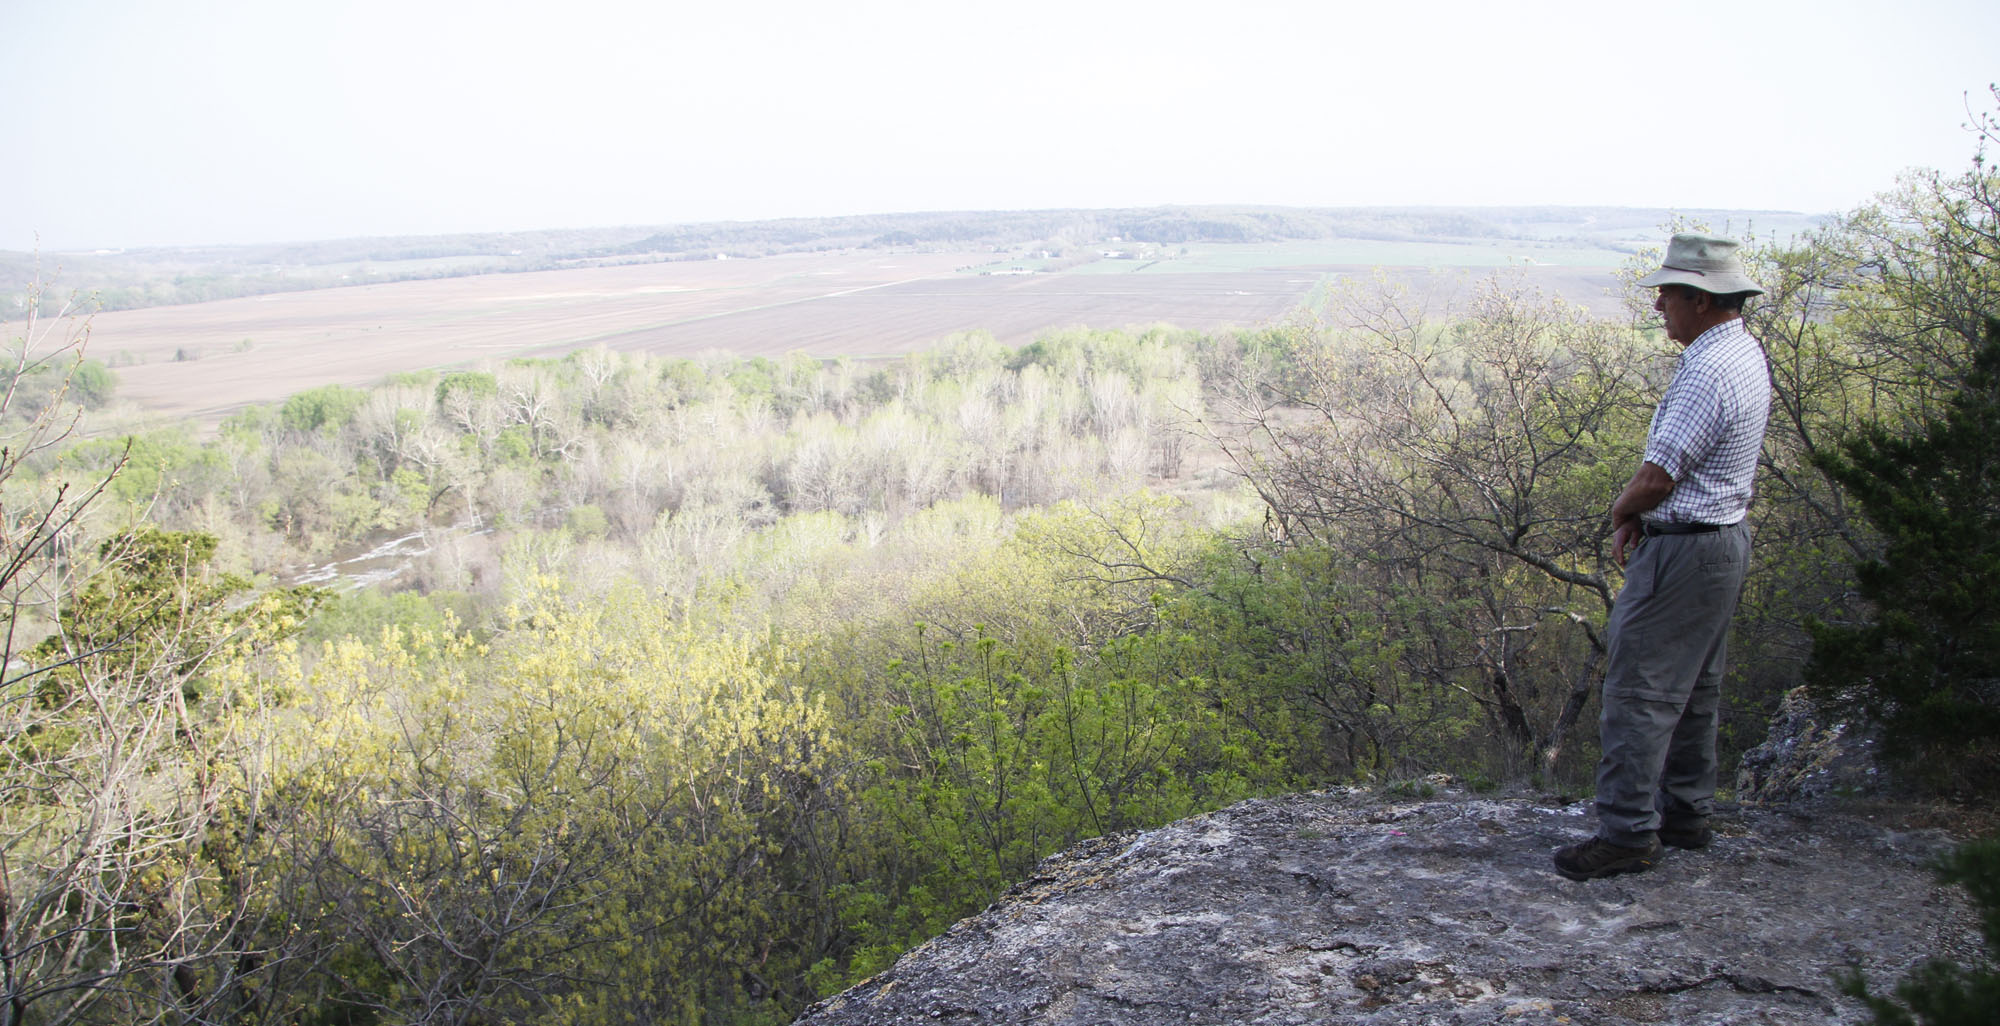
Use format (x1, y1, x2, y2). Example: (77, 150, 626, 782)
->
(791, 786, 1982, 1025)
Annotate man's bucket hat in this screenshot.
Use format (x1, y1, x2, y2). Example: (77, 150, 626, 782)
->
(1636, 233, 1765, 296)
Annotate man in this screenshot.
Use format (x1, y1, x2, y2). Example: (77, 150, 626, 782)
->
(1553, 233, 1772, 881)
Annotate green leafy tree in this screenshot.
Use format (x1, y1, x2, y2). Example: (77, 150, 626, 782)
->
(432, 369, 497, 409)
(831, 621, 1277, 988)
(1168, 541, 1478, 781)
(1, 358, 115, 422)
(1805, 318, 2000, 789)
(279, 384, 368, 435)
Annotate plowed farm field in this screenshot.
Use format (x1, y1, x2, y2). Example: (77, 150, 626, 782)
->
(74, 248, 1625, 425)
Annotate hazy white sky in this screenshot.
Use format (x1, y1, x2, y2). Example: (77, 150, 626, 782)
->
(6, 0, 1995, 250)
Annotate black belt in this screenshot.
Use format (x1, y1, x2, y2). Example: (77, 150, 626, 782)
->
(1642, 521, 1726, 537)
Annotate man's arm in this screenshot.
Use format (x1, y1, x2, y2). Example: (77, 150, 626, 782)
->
(1610, 460, 1675, 567)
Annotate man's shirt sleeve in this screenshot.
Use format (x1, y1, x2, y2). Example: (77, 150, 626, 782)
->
(1643, 363, 1725, 483)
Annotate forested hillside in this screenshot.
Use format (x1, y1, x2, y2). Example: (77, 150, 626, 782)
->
(2, 114, 1994, 1024)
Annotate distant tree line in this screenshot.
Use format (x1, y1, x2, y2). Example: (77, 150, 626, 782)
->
(5, 203, 1818, 322)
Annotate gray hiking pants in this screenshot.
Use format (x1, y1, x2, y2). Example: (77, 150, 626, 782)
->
(1594, 522, 1750, 847)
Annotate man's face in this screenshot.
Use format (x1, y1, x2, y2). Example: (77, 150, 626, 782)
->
(1653, 285, 1703, 345)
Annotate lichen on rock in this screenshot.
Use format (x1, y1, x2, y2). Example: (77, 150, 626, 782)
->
(1735, 686, 1887, 804)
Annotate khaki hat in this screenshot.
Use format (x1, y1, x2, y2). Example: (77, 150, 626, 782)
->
(1636, 233, 1765, 296)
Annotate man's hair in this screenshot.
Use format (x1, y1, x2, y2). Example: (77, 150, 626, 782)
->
(1668, 284, 1754, 312)
(1709, 290, 1755, 312)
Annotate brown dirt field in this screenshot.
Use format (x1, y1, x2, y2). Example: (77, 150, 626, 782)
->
(548, 269, 1318, 359)
(74, 250, 1630, 427)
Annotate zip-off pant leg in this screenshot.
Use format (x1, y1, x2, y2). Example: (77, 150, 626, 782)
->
(1593, 523, 1749, 847)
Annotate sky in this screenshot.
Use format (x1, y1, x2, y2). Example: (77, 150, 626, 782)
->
(5, 0, 1996, 251)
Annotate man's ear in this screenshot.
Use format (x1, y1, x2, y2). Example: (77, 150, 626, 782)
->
(1689, 289, 1714, 314)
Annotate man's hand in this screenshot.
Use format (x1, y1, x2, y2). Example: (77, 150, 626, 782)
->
(1609, 461, 1675, 569)
(1612, 519, 1643, 568)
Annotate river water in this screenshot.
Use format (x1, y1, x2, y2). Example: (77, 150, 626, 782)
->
(284, 522, 493, 592)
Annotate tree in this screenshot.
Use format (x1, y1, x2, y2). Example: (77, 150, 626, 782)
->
(278, 385, 368, 436)
(260, 584, 836, 1024)
(1212, 279, 1655, 778)
(1, 281, 316, 1025)
(1823, 89, 2000, 430)
(1804, 318, 2000, 790)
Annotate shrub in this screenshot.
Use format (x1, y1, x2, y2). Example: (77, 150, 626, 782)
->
(1805, 319, 2000, 792)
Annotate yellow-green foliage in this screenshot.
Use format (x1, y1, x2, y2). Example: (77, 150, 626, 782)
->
(822, 621, 1286, 989)
(264, 581, 835, 1024)
(795, 494, 1296, 989)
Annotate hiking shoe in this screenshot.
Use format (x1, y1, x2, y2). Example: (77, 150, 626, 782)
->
(1659, 819, 1713, 850)
(1552, 836, 1662, 881)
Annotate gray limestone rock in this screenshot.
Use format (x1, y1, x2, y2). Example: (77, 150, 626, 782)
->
(792, 789, 1979, 1025)
(1735, 686, 1888, 804)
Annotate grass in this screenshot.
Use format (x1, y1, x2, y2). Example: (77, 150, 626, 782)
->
(1382, 779, 1438, 799)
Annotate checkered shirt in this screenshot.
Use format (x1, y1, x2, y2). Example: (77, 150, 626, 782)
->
(1642, 318, 1772, 526)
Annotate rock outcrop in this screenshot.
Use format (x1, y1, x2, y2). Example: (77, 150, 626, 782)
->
(1735, 686, 1888, 804)
(793, 788, 1978, 1025)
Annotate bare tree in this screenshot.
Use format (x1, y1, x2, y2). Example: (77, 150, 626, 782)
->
(1211, 278, 1656, 776)
(0, 280, 305, 1025)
